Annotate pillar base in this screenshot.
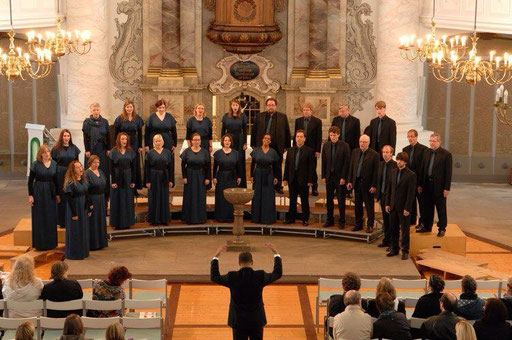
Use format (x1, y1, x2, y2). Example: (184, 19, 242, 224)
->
(226, 239, 251, 252)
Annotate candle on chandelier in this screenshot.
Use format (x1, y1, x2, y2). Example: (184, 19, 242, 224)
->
(496, 57, 501, 69)
(442, 35, 447, 44)
(417, 39, 423, 48)
(16, 47, 22, 57)
(212, 95, 217, 117)
(490, 51, 495, 63)
(37, 34, 42, 44)
(461, 36, 467, 46)
(450, 38, 454, 48)
(27, 31, 35, 42)
(455, 35, 460, 45)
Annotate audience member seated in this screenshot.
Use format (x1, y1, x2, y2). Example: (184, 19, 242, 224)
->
(333, 290, 373, 340)
(473, 298, 512, 340)
(2, 255, 44, 317)
(60, 314, 88, 340)
(89, 266, 131, 317)
(412, 274, 445, 318)
(105, 322, 125, 340)
(455, 275, 484, 320)
(372, 292, 411, 340)
(41, 262, 84, 318)
(501, 277, 512, 320)
(365, 277, 406, 318)
(455, 319, 476, 340)
(420, 293, 460, 340)
(15, 321, 35, 340)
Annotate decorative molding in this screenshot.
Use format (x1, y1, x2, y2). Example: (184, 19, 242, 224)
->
(275, 0, 287, 12)
(346, 88, 374, 114)
(109, 0, 144, 111)
(209, 54, 280, 95)
(204, 0, 216, 11)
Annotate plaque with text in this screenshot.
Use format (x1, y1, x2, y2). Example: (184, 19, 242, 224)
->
(230, 61, 260, 81)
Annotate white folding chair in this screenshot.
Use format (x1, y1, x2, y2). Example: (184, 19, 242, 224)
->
(82, 316, 120, 340)
(391, 279, 427, 299)
(77, 279, 95, 300)
(5, 300, 44, 318)
(130, 279, 168, 334)
(323, 316, 334, 340)
(404, 297, 419, 319)
(0, 317, 40, 340)
(476, 279, 502, 298)
(409, 317, 426, 329)
(83, 299, 123, 318)
(124, 299, 162, 318)
(44, 299, 83, 318)
(360, 279, 380, 298)
(39, 317, 66, 340)
(123, 316, 163, 340)
(316, 278, 343, 332)
(444, 280, 462, 291)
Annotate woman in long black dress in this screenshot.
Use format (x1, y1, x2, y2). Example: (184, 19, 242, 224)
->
(250, 133, 279, 225)
(63, 161, 92, 260)
(186, 103, 213, 153)
(82, 102, 110, 195)
(109, 133, 136, 230)
(221, 99, 248, 187)
(145, 134, 174, 225)
(85, 155, 108, 250)
(181, 133, 211, 224)
(51, 129, 80, 227)
(114, 100, 144, 190)
(28, 145, 59, 250)
(213, 135, 241, 222)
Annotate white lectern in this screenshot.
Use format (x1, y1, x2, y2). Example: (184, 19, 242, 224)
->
(25, 123, 45, 176)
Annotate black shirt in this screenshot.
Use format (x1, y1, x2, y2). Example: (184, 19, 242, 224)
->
(40, 279, 84, 318)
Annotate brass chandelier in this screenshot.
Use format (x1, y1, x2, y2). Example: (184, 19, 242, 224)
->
(494, 85, 511, 127)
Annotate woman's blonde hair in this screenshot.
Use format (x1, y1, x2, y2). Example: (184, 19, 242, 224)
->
(35, 145, 51, 163)
(375, 277, 397, 300)
(455, 319, 477, 340)
(193, 103, 206, 117)
(15, 321, 35, 340)
(105, 322, 125, 340)
(8, 255, 37, 289)
(152, 134, 163, 148)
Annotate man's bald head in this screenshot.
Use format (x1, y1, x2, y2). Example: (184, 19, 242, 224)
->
(343, 290, 361, 306)
(440, 292, 457, 312)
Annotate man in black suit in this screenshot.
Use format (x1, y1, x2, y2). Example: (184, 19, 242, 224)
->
(417, 133, 453, 237)
(211, 243, 283, 340)
(347, 135, 379, 232)
(367, 101, 397, 156)
(283, 130, 315, 226)
(403, 129, 428, 228)
(321, 126, 351, 228)
(250, 97, 291, 193)
(295, 103, 322, 196)
(420, 293, 460, 340)
(331, 104, 361, 151)
(385, 152, 417, 260)
(375, 145, 397, 249)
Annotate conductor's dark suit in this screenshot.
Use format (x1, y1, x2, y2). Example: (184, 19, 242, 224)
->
(331, 115, 361, 151)
(250, 111, 291, 189)
(284, 145, 315, 222)
(403, 142, 428, 225)
(348, 147, 379, 229)
(418, 147, 453, 232)
(386, 166, 417, 254)
(321, 140, 351, 225)
(295, 116, 322, 191)
(211, 256, 283, 340)
(367, 115, 397, 155)
(375, 159, 397, 245)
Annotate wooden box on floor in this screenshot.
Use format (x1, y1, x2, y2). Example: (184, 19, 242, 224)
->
(13, 218, 66, 246)
(409, 223, 466, 258)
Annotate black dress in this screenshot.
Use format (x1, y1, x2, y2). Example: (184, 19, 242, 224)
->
(114, 115, 144, 189)
(27, 160, 58, 250)
(221, 113, 248, 187)
(51, 145, 80, 227)
(64, 179, 91, 260)
(186, 116, 213, 151)
(145, 149, 174, 225)
(109, 148, 136, 230)
(181, 147, 211, 224)
(144, 113, 177, 151)
(250, 147, 279, 224)
(85, 169, 108, 250)
(213, 149, 240, 222)
(82, 116, 110, 195)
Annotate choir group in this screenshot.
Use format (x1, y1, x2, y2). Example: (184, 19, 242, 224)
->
(27, 98, 452, 261)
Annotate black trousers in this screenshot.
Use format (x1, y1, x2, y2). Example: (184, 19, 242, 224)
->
(390, 209, 411, 253)
(272, 146, 283, 189)
(232, 327, 263, 340)
(379, 197, 391, 245)
(288, 180, 310, 221)
(326, 176, 347, 224)
(423, 180, 447, 231)
(410, 190, 424, 225)
(311, 156, 318, 192)
(354, 179, 375, 227)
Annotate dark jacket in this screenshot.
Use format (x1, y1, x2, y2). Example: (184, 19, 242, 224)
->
(375, 159, 397, 201)
(473, 319, 512, 340)
(419, 311, 460, 340)
(40, 279, 84, 318)
(347, 148, 380, 190)
(418, 147, 453, 197)
(372, 311, 412, 340)
(321, 140, 351, 183)
(368, 115, 397, 152)
(402, 142, 428, 176)
(365, 298, 406, 318)
(411, 292, 443, 319)
(327, 294, 368, 317)
(331, 115, 361, 151)
(386, 167, 417, 212)
(295, 116, 322, 153)
(455, 293, 484, 320)
(501, 295, 512, 319)
(250, 111, 291, 155)
(283, 145, 315, 186)
(210, 256, 283, 329)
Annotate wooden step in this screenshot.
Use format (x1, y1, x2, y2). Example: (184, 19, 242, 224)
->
(415, 259, 489, 279)
(417, 249, 488, 267)
(10, 244, 65, 267)
(13, 218, 66, 246)
(0, 245, 30, 253)
(409, 224, 466, 257)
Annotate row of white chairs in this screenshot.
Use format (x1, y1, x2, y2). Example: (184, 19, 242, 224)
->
(316, 277, 508, 331)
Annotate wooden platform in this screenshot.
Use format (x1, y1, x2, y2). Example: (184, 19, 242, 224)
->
(13, 218, 66, 247)
(409, 223, 466, 257)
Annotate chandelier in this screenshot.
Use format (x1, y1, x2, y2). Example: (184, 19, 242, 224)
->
(26, 1, 92, 57)
(494, 85, 511, 127)
(399, 0, 468, 64)
(0, 0, 53, 81)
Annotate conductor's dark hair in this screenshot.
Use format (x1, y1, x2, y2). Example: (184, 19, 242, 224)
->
(396, 152, 409, 163)
(429, 274, 445, 293)
(239, 252, 253, 264)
